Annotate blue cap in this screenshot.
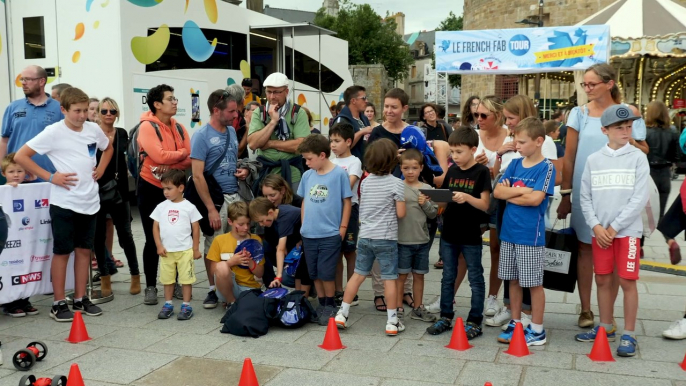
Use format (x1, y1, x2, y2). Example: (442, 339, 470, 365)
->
(235, 239, 264, 268)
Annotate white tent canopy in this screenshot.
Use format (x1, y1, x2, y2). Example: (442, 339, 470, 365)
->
(577, 0, 686, 39)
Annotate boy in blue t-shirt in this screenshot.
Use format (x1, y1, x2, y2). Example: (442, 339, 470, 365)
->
(297, 134, 352, 325)
(494, 117, 555, 346)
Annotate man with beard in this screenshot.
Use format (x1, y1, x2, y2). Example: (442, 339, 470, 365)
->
(190, 88, 250, 309)
(0, 65, 64, 318)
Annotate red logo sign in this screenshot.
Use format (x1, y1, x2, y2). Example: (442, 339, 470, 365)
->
(674, 99, 686, 109)
(11, 272, 43, 285)
(168, 209, 179, 224)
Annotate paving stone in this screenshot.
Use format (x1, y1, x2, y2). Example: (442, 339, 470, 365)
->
(1, 318, 72, 340)
(85, 310, 160, 328)
(134, 357, 281, 386)
(205, 339, 338, 371)
(139, 310, 227, 335)
(46, 322, 119, 341)
(295, 330, 399, 352)
(641, 319, 676, 338)
(322, 350, 463, 384)
(630, 336, 686, 363)
(264, 368, 379, 386)
(644, 282, 686, 296)
(575, 355, 686, 380)
(391, 338, 498, 362)
(522, 366, 673, 386)
(455, 362, 523, 386)
(497, 347, 573, 369)
(144, 333, 228, 357)
(90, 327, 173, 350)
(47, 347, 176, 385)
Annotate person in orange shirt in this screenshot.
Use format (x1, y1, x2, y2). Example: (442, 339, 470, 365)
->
(242, 78, 261, 107)
(137, 84, 192, 305)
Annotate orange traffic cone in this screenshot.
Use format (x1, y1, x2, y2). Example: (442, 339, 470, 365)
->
(318, 317, 346, 351)
(504, 322, 530, 357)
(238, 358, 259, 386)
(680, 352, 686, 371)
(66, 363, 85, 386)
(445, 317, 472, 351)
(587, 326, 615, 362)
(66, 311, 91, 343)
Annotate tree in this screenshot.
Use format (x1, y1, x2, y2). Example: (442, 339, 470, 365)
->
(313, 1, 414, 81)
(435, 11, 463, 88)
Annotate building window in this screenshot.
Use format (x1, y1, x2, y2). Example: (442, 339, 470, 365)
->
(496, 75, 519, 101)
(285, 50, 344, 93)
(411, 85, 417, 99)
(23, 17, 45, 59)
(411, 65, 417, 79)
(145, 27, 247, 72)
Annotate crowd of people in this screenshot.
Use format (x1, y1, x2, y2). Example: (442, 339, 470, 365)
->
(1, 63, 686, 357)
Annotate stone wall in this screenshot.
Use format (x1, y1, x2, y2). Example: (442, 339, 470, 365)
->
(349, 64, 394, 117)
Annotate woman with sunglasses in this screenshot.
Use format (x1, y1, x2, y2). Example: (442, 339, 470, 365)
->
(473, 95, 508, 318)
(557, 63, 648, 328)
(93, 98, 141, 296)
(461, 96, 481, 130)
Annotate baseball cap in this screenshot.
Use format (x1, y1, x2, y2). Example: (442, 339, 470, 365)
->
(263, 72, 290, 88)
(400, 125, 426, 152)
(600, 105, 640, 127)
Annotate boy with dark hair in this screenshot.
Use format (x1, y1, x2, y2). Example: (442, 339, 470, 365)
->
(15, 87, 113, 322)
(427, 127, 490, 339)
(297, 134, 352, 325)
(575, 105, 648, 357)
(494, 117, 555, 346)
(152, 169, 202, 321)
(329, 123, 363, 306)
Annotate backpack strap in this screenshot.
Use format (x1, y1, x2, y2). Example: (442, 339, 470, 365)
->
(439, 122, 448, 141)
(290, 104, 301, 126)
(174, 122, 185, 141)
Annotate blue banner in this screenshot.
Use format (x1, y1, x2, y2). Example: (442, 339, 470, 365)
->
(435, 26, 611, 74)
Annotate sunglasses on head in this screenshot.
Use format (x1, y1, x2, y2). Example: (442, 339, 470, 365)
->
(101, 109, 117, 115)
(474, 112, 491, 120)
(214, 90, 230, 107)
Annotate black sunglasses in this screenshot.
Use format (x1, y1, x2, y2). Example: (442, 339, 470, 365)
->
(215, 90, 230, 108)
(474, 112, 491, 120)
(101, 109, 117, 115)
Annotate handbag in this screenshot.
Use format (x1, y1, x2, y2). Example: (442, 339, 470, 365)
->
(99, 132, 123, 206)
(185, 132, 231, 235)
(542, 220, 579, 293)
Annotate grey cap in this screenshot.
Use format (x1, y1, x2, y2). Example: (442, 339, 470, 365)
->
(600, 105, 640, 127)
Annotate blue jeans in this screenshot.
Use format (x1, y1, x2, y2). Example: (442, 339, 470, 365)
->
(440, 239, 485, 324)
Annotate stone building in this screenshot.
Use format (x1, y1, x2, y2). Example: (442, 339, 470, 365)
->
(349, 64, 394, 120)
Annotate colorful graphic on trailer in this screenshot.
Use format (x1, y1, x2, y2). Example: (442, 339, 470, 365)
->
(435, 25, 610, 74)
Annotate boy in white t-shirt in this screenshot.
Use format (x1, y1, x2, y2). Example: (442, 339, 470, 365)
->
(329, 122, 363, 306)
(15, 87, 113, 322)
(151, 170, 202, 321)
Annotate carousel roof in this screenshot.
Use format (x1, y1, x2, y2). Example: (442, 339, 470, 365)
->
(577, 0, 686, 39)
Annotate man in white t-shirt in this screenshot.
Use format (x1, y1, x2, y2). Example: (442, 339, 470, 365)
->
(15, 87, 113, 323)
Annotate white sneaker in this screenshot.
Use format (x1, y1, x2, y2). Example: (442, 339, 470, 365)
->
(385, 320, 405, 336)
(514, 312, 532, 331)
(484, 295, 499, 317)
(663, 318, 686, 340)
(485, 307, 511, 327)
(426, 296, 441, 314)
(334, 310, 348, 330)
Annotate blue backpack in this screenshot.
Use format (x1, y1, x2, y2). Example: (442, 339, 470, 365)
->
(274, 290, 317, 328)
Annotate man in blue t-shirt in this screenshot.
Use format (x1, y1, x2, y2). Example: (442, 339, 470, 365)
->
(190, 88, 249, 309)
(494, 117, 555, 347)
(0, 65, 64, 319)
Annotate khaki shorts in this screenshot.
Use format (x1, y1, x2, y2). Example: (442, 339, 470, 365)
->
(203, 193, 243, 255)
(160, 249, 196, 285)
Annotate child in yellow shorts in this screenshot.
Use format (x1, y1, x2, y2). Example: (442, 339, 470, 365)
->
(151, 170, 202, 320)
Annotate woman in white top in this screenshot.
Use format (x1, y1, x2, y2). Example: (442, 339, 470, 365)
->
(474, 95, 508, 316)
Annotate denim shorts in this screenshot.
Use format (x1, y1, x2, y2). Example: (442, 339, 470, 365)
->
(354, 238, 398, 280)
(398, 243, 430, 274)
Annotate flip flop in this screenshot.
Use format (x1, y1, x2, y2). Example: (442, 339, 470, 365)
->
(114, 259, 125, 268)
(374, 296, 387, 312)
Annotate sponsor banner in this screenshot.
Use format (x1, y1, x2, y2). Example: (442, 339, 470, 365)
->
(0, 183, 74, 303)
(435, 25, 610, 74)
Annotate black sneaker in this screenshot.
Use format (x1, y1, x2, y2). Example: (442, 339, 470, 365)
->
(73, 296, 103, 316)
(427, 317, 453, 335)
(334, 291, 344, 307)
(21, 299, 39, 316)
(203, 290, 219, 309)
(50, 301, 74, 322)
(351, 295, 359, 306)
(318, 305, 337, 326)
(465, 321, 483, 340)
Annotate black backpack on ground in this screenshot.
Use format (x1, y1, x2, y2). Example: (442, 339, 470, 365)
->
(273, 290, 317, 328)
(220, 289, 280, 338)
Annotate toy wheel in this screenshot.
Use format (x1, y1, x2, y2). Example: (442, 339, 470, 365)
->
(52, 375, 68, 386)
(18, 374, 36, 386)
(26, 341, 48, 361)
(12, 349, 36, 371)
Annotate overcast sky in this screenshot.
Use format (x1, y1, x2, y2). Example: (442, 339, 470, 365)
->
(258, 0, 465, 34)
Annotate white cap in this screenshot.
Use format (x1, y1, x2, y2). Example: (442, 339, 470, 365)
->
(263, 72, 290, 88)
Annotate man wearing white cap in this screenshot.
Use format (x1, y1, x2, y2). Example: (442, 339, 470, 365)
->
(247, 72, 310, 191)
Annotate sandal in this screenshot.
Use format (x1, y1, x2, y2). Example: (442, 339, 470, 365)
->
(403, 293, 415, 308)
(374, 296, 387, 312)
(114, 258, 125, 268)
(434, 260, 444, 269)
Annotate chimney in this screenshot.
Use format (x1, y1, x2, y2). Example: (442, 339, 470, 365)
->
(247, 0, 263, 12)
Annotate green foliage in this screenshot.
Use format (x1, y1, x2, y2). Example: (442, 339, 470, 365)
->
(313, 1, 414, 81)
(435, 11, 463, 88)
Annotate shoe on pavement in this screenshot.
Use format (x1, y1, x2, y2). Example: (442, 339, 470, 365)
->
(578, 310, 594, 328)
(335, 310, 348, 329)
(465, 321, 483, 340)
(177, 304, 193, 320)
(50, 301, 74, 322)
(72, 296, 103, 316)
(318, 305, 337, 326)
(617, 334, 637, 357)
(524, 325, 547, 346)
(484, 295, 499, 317)
(575, 325, 617, 342)
(158, 303, 174, 319)
(426, 296, 441, 314)
(498, 320, 517, 343)
(485, 307, 511, 328)
(426, 317, 452, 335)
(144, 286, 159, 305)
(334, 291, 344, 307)
(398, 307, 404, 319)
(21, 300, 39, 316)
(663, 319, 686, 339)
(410, 305, 437, 323)
(351, 295, 359, 306)
(385, 320, 405, 336)
(5, 307, 26, 318)
(203, 290, 219, 309)
(517, 313, 532, 331)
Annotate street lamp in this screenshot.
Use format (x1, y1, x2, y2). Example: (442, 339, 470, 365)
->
(516, 0, 544, 100)
(515, 18, 543, 27)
